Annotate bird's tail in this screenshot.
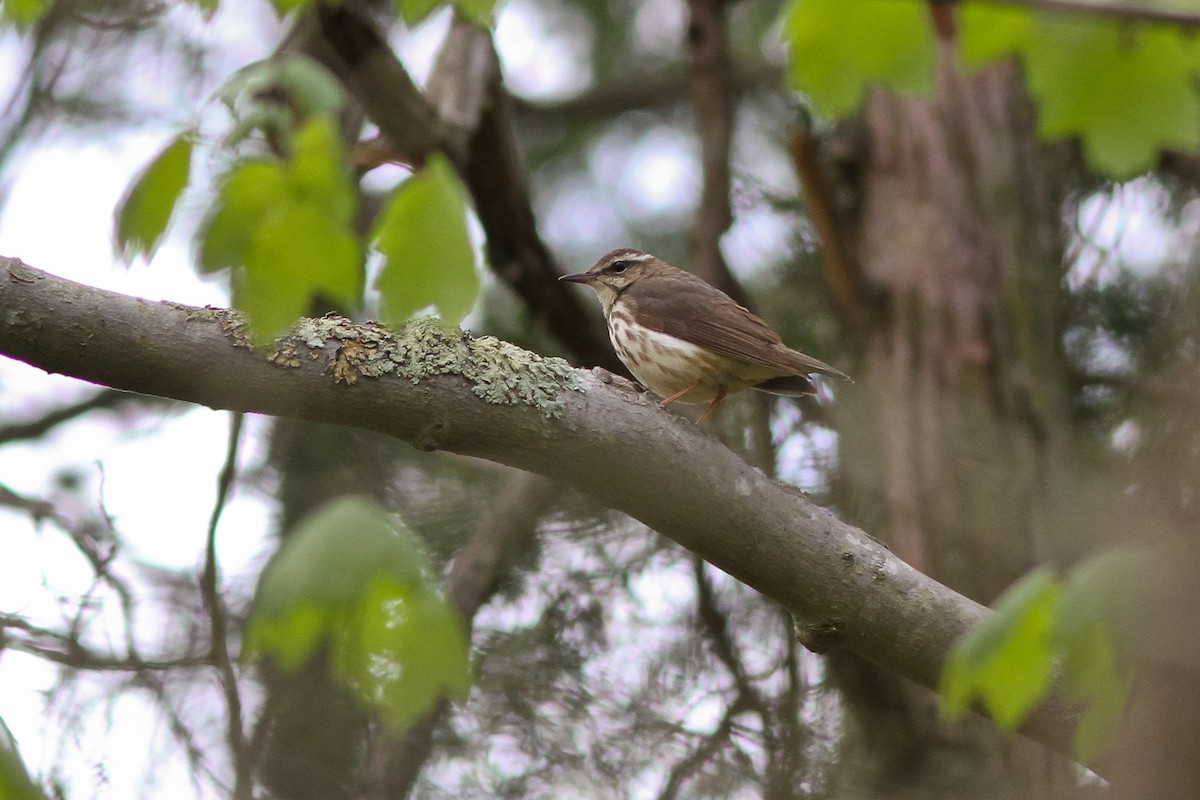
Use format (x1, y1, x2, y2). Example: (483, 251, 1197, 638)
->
(785, 350, 853, 383)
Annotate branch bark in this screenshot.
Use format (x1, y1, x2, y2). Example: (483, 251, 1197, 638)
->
(0, 256, 1080, 759)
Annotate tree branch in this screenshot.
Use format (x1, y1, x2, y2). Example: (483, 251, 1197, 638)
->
(685, 0, 741, 299)
(0, 388, 165, 444)
(199, 413, 251, 800)
(0, 256, 1080, 759)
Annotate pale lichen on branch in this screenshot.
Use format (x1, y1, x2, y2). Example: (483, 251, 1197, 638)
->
(254, 314, 587, 418)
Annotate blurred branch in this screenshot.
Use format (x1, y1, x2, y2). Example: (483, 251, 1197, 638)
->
(1, 478, 141, 660)
(685, 0, 744, 302)
(693, 556, 770, 724)
(657, 691, 744, 800)
(133, 670, 229, 793)
(299, 4, 445, 164)
(0, 615, 206, 672)
(0, 483, 53, 516)
(511, 61, 782, 125)
(199, 412, 251, 800)
(788, 125, 881, 329)
(0, 257, 1084, 763)
(365, 469, 559, 798)
(0, 388, 164, 444)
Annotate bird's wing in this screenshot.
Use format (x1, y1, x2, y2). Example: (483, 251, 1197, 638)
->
(632, 276, 848, 379)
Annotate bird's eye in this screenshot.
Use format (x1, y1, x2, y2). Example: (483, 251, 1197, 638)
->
(609, 260, 630, 274)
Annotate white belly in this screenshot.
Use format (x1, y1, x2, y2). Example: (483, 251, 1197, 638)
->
(607, 316, 776, 403)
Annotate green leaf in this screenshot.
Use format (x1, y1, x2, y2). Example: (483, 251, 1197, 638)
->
(1053, 546, 1157, 646)
(268, 0, 315, 15)
(234, 199, 359, 341)
(114, 132, 193, 263)
(216, 55, 345, 149)
(246, 497, 471, 729)
(1053, 547, 1151, 761)
(396, 0, 443, 24)
(1058, 620, 1132, 763)
(959, 3, 1033, 70)
(275, 55, 346, 119)
(780, 0, 934, 118)
(197, 161, 291, 274)
(1, 0, 51, 28)
(939, 568, 1060, 729)
(961, 5, 1200, 178)
(451, 0, 495, 26)
(371, 154, 479, 325)
(396, 0, 495, 26)
(197, 116, 362, 342)
(0, 717, 44, 800)
(1026, 20, 1200, 178)
(190, 0, 219, 17)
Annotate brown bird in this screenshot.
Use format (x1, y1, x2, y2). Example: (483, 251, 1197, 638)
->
(560, 248, 850, 423)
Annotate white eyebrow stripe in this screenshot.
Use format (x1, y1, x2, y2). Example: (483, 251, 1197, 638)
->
(620, 252, 654, 262)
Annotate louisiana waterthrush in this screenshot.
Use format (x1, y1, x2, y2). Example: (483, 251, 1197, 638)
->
(560, 248, 850, 423)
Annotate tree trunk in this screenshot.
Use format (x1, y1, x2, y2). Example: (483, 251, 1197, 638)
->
(829, 40, 1078, 797)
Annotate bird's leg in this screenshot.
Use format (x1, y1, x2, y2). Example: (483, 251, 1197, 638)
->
(658, 383, 700, 409)
(696, 389, 728, 425)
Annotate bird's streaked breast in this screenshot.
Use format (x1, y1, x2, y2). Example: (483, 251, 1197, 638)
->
(608, 310, 782, 403)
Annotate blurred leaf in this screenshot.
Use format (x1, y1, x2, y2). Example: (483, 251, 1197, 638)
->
(961, 5, 1200, 178)
(197, 161, 291, 273)
(268, 0, 315, 14)
(233, 199, 359, 341)
(451, 0, 496, 26)
(114, 132, 193, 263)
(216, 55, 345, 149)
(191, 0, 219, 16)
(332, 575, 472, 729)
(397, 0, 443, 23)
(396, 0, 496, 26)
(959, 3, 1032, 68)
(781, 0, 934, 117)
(940, 568, 1060, 729)
(1058, 619, 1132, 762)
(0, 0, 50, 28)
(1054, 546, 1158, 646)
(1054, 547, 1151, 761)
(197, 115, 361, 342)
(275, 55, 346, 118)
(0, 718, 44, 800)
(372, 154, 479, 325)
(246, 497, 471, 729)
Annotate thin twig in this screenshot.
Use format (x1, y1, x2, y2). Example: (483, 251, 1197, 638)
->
(0, 615, 207, 671)
(0, 389, 161, 444)
(692, 556, 774, 742)
(199, 412, 251, 800)
(656, 693, 746, 800)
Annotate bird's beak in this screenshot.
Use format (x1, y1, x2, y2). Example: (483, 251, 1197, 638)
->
(558, 272, 597, 284)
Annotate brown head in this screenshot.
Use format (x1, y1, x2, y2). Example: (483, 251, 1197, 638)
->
(557, 248, 679, 317)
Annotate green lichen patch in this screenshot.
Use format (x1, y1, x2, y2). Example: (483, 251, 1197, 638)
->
(186, 305, 255, 349)
(245, 314, 583, 418)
